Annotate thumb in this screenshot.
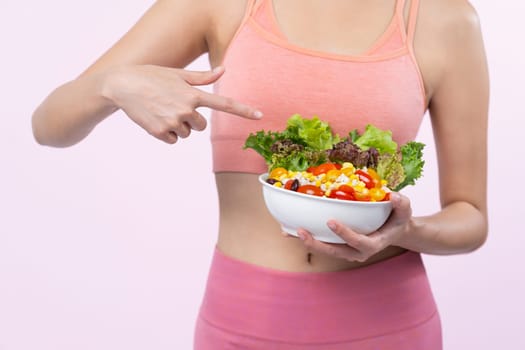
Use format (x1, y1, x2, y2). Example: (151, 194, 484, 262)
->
(179, 66, 225, 86)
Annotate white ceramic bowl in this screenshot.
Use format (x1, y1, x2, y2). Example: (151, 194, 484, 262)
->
(259, 174, 393, 244)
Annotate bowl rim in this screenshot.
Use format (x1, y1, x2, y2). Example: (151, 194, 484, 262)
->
(258, 173, 391, 205)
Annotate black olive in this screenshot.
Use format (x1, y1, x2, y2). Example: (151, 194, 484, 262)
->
(266, 178, 278, 185)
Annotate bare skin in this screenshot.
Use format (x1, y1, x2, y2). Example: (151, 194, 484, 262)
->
(32, 0, 489, 272)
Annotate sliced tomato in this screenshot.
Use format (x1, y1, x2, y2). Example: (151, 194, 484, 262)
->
(312, 163, 337, 176)
(353, 188, 371, 201)
(325, 169, 341, 181)
(355, 169, 375, 189)
(284, 179, 299, 191)
(366, 168, 382, 188)
(297, 185, 325, 197)
(306, 166, 317, 173)
(369, 187, 386, 201)
(269, 167, 288, 179)
(329, 189, 355, 201)
(337, 185, 355, 195)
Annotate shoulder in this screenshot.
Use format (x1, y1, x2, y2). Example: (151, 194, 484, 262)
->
(205, 0, 253, 65)
(150, 0, 248, 35)
(419, 0, 483, 44)
(414, 0, 486, 102)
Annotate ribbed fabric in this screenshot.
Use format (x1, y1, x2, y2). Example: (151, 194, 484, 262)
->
(194, 248, 442, 349)
(211, 0, 425, 173)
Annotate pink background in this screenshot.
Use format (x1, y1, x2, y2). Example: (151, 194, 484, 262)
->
(1, 0, 523, 349)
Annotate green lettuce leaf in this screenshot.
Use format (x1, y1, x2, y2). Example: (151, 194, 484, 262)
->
(243, 130, 286, 164)
(354, 124, 398, 155)
(394, 141, 425, 191)
(270, 149, 327, 172)
(285, 114, 339, 150)
(348, 129, 360, 143)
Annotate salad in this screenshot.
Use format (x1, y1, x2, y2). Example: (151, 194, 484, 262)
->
(244, 114, 425, 202)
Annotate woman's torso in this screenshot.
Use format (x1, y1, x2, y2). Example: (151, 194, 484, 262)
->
(205, 0, 439, 272)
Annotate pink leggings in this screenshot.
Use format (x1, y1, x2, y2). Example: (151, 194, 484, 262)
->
(194, 248, 442, 349)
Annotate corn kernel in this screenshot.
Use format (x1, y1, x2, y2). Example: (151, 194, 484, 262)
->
(274, 182, 283, 188)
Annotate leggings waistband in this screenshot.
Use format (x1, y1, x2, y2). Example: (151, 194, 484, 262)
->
(198, 248, 437, 344)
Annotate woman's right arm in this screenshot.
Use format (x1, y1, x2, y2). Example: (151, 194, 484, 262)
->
(32, 0, 260, 147)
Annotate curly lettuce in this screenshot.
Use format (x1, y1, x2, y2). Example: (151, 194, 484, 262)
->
(394, 141, 425, 191)
(354, 124, 398, 155)
(285, 114, 340, 150)
(376, 152, 406, 190)
(244, 115, 425, 190)
(243, 130, 287, 164)
(270, 149, 328, 172)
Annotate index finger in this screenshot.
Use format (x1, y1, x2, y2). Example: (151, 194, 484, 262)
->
(196, 91, 263, 120)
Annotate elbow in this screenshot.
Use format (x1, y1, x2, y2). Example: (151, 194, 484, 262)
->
(31, 107, 75, 148)
(468, 228, 488, 252)
(31, 110, 48, 146)
(31, 113, 65, 147)
(466, 213, 489, 253)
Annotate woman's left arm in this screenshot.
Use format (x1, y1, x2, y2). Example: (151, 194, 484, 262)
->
(399, 3, 489, 255)
(298, 3, 489, 261)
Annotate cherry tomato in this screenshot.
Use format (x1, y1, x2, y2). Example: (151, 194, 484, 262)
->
(284, 179, 299, 191)
(341, 166, 355, 177)
(366, 168, 382, 188)
(383, 192, 391, 201)
(355, 169, 375, 189)
(338, 185, 355, 195)
(325, 169, 341, 181)
(269, 167, 288, 179)
(334, 163, 343, 170)
(353, 188, 371, 201)
(306, 166, 317, 173)
(369, 187, 386, 201)
(329, 189, 355, 201)
(312, 163, 337, 175)
(297, 185, 325, 197)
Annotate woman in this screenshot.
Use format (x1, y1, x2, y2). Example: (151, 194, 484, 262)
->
(32, 0, 488, 348)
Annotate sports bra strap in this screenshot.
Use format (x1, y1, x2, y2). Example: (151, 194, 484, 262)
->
(406, 0, 420, 42)
(395, 0, 407, 16)
(251, 0, 265, 17)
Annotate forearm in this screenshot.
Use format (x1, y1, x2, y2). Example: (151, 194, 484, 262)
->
(400, 201, 488, 255)
(32, 69, 118, 148)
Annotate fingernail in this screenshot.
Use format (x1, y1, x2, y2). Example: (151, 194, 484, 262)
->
(253, 110, 263, 119)
(212, 66, 224, 73)
(297, 231, 306, 241)
(327, 221, 336, 230)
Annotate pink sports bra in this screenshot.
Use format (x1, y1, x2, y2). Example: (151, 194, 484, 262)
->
(210, 0, 426, 174)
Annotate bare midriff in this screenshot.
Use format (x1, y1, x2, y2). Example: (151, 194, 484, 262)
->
(215, 173, 407, 272)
